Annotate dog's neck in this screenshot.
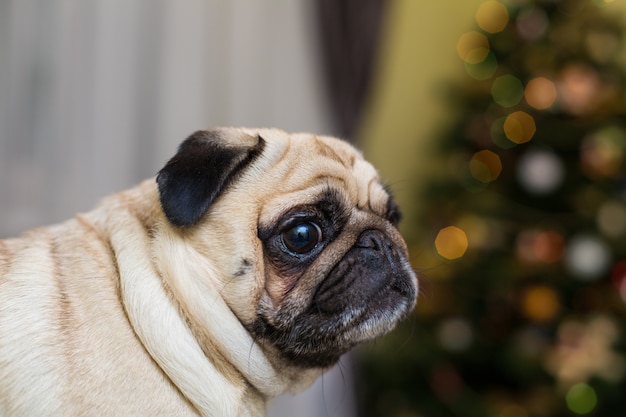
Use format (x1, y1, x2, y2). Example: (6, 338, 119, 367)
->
(90, 181, 320, 416)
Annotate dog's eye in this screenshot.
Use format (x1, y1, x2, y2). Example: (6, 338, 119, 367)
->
(281, 222, 322, 254)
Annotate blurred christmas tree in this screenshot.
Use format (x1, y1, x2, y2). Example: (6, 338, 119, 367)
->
(356, 1, 626, 416)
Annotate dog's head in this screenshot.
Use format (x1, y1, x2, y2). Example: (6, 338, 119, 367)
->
(156, 128, 417, 371)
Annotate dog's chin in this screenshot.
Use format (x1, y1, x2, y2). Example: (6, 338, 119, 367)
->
(250, 230, 417, 368)
(250, 283, 415, 369)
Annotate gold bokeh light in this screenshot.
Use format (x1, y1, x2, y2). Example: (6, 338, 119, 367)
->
(504, 111, 536, 144)
(457, 31, 490, 64)
(521, 285, 561, 322)
(470, 150, 502, 183)
(475, 0, 509, 34)
(435, 226, 469, 260)
(525, 76, 558, 109)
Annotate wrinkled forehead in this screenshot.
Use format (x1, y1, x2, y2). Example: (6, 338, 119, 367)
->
(250, 130, 390, 222)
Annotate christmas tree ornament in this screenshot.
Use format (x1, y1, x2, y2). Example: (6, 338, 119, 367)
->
(545, 315, 625, 389)
(458, 28, 500, 80)
(457, 30, 490, 64)
(517, 149, 565, 194)
(580, 126, 626, 179)
(457, 215, 505, 250)
(491, 116, 517, 149)
(469, 149, 502, 183)
(557, 64, 602, 115)
(611, 261, 626, 304)
(514, 325, 550, 359)
(429, 365, 464, 404)
(585, 28, 621, 64)
(465, 51, 499, 80)
(437, 317, 474, 352)
(491, 74, 524, 107)
(516, 6, 549, 41)
(475, 0, 509, 34)
(520, 285, 561, 322)
(503, 111, 536, 144)
(515, 229, 565, 264)
(434, 226, 469, 260)
(524, 76, 558, 110)
(610, 260, 626, 289)
(564, 234, 612, 281)
(597, 200, 626, 238)
(565, 383, 598, 415)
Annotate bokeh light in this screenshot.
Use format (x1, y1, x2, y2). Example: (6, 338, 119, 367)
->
(435, 226, 469, 260)
(546, 316, 626, 394)
(457, 215, 505, 251)
(430, 365, 464, 403)
(464, 51, 498, 80)
(514, 326, 550, 359)
(557, 65, 601, 115)
(525, 77, 557, 110)
(516, 229, 564, 264)
(457, 31, 490, 64)
(564, 234, 612, 281)
(586, 28, 621, 64)
(521, 285, 560, 322)
(492, 74, 524, 107)
(504, 111, 536, 144)
(475, 1, 509, 34)
(516, 6, 549, 41)
(517, 149, 565, 195)
(469, 150, 502, 183)
(611, 261, 626, 304)
(491, 116, 517, 149)
(611, 260, 626, 287)
(437, 317, 474, 351)
(597, 201, 626, 238)
(565, 383, 598, 415)
(580, 126, 626, 179)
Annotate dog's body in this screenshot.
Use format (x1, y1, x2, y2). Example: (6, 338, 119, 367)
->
(0, 128, 417, 416)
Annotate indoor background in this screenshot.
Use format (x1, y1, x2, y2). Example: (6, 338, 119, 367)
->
(1, 1, 625, 416)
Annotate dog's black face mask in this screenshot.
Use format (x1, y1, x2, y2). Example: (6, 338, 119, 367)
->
(252, 191, 417, 368)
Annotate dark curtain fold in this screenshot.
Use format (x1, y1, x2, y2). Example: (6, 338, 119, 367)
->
(315, 0, 387, 142)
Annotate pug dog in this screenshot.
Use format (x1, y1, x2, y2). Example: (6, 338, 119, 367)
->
(0, 127, 417, 416)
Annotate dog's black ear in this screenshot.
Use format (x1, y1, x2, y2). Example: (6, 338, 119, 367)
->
(156, 129, 265, 227)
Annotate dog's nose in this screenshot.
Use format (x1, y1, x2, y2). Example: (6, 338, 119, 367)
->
(313, 227, 415, 321)
(355, 230, 389, 252)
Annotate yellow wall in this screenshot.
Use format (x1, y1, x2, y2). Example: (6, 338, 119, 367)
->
(359, 0, 485, 242)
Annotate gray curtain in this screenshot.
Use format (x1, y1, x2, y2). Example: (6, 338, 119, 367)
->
(0, 0, 334, 237)
(0, 1, 354, 416)
(315, 0, 387, 140)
